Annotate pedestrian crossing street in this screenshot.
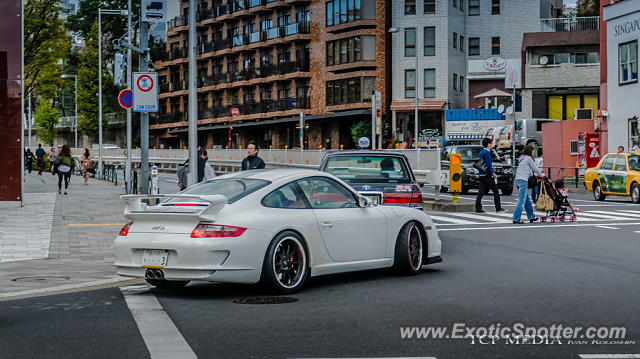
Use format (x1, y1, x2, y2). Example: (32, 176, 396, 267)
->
(429, 209, 640, 226)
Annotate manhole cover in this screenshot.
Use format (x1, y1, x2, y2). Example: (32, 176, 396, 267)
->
(12, 275, 70, 283)
(233, 296, 298, 305)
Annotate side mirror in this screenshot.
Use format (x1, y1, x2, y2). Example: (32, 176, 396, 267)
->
(358, 196, 372, 208)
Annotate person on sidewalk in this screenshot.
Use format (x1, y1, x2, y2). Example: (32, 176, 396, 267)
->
(617, 146, 624, 154)
(512, 145, 544, 224)
(80, 148, 93, 185)
(35, 144, 45, 175)
(176, 149, 215, 190)
(200, 149, 215, 181)
(54, 144, 74, 195)
(49, 146, 58, 175)
(475, 138, 507, 214)
(241, 141, 265, 171)
(24, 148, 34, 174)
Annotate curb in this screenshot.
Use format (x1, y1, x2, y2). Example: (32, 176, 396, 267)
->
(0, 277, 145, 302)
(422, 199, 475, 212)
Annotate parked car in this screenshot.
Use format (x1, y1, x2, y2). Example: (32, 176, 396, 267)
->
(515, 118, 559, 146)
(440, 145, 514, 195)
(497, 125, 513, 150)
(113, 169, 442, 293)
(319, 151, 423, 209)
(485, 127, 503, 148)
(584, 152, 640, 203)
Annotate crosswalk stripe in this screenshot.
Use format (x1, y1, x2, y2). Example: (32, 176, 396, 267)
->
(615, 210, 640, 217)
(576, 212, 626, 220)
(443, 212, 512, 223)
(429, 215, 477, 225)
(587, 210, 640, 219)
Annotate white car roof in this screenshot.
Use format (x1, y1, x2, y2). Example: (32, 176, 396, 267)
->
(216, 168, 325, 182)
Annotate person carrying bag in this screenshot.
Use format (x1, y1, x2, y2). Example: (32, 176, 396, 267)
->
(512, 145, 544, 224)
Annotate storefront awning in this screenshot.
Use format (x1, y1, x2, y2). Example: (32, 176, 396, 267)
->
(390, 100, 446, 112)
(474, 88, 512, 98)
(446, 134, 485, 140)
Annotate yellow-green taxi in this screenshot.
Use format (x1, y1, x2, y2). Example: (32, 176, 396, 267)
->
(584, 153, 640, 203)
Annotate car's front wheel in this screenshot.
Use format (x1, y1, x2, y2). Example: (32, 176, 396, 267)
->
(145, 279, 190, 289)
(261, 231, 309, 294)
(631, 183, 640, 203)
(593, 181, 606, 201)
(393, 222, 424, 275)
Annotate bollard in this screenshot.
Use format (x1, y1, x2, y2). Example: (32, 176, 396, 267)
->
(575, 167, 579, 189)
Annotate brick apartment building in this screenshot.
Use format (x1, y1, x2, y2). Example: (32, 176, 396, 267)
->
(151, 0, 390, 149)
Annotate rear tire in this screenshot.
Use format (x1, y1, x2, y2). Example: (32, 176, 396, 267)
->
(261, 231, 309, 294)
(393, 222, 424, 275)
(145, 279, 190, 289)
(631, 183, 640, 203)
(593, 181, 606, 201)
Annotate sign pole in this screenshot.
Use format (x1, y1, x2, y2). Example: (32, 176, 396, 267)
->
(512, 84, 516, 171)
(98, 9, 103, 179)
(187, 0, 198, 187)
(125, 0, 132, 194)
(139, 16, 150, 194)
(371, 91, 375, 150)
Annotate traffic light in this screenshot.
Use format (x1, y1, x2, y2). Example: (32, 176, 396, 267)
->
(449, 153, 462, 193)
(114, 53, 126, 86)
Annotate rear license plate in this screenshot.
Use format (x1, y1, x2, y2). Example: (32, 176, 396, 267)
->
(363, 194, 381, 205)
(141, 249, 168, 268)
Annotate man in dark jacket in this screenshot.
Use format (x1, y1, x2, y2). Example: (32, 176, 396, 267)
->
(241, 140, 265, 171)
(475, 138, 507, 214)
(35, 144, 45, 175)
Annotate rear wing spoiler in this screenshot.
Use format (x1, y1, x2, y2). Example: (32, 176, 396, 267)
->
(121, 194, 227, 222)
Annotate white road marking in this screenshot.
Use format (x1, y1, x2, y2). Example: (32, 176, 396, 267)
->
(588, 210, 640, 219)
(437, 222, 640, 232)
(576, 212, 625, 220)
(617, 210, 640, 217)
(579, 355, 640, 359)
(429, 215, 477, 225)
(121, 284, 197, 359)
(293, 357, 437, 359)
(442, 212, 512, 223)
(595, 225, 620, 230)
(635, 231, 640, 234)
(162, 178, 179, 183)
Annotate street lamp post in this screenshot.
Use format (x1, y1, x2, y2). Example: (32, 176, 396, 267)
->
(389, 26, 419, 149)
(61, 74, 78, 148)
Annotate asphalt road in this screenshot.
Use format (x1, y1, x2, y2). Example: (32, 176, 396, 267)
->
(2, 183, 639, 358)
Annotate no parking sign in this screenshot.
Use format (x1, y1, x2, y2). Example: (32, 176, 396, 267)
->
(133, 72, 159, 112)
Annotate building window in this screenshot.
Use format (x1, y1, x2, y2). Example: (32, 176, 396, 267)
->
(424, 0, 435, 13)
(326, 0, 361, 26)
(469, 37, 480, 56)
(327, 42, 334, 66)
(619, 40, 638, 85)
(424, 69, 435, 98)
(424, 27, 435, 56)
(492, 37, 500, 55)
(453, 32, 457, 49)
(326, 36, 362, 66)
(491, 0, 500, 15)
(405, 0, 416, 14)
(405, 69, 416, 98)
(453, 0, 456, 8)
(405, 28, 416, 57)
(468, 0, 479, 15)
(459, 75, 464, 92)
(629, 118, 639, 150)
(459, 35, 464, 52)
(453, 73, 457, 90)
(326, 77, 361, 106)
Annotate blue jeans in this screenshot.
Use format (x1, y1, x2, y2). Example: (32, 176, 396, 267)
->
(513, 179, 534, 222)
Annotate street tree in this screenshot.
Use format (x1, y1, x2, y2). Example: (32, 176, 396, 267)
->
(351, 121, 371, 146)
(576, 0, 599, 17)
(24, 0, 70, 98)
(77, 22, 100, 138)
(34, 101, 60, 146)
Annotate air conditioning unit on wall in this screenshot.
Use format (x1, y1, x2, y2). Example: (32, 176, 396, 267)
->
(575, 108, 593, 120)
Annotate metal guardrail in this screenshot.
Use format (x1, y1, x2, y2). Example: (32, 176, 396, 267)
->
(541, 166, 585, 189)
(540, 16, 599, 32)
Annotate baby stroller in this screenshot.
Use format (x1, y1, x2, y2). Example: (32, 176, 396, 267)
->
(538, 177, 577, 223)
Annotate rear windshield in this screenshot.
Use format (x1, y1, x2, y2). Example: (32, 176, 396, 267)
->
(170, 179, 271, 204)
(628, 155, 640, 171)
(324, 156, 411, 183)
(501, 126, 511, 135)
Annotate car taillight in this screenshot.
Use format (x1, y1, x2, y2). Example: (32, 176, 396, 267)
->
(119, 222, 133, 236)
(383, 192, 413, 205)
(508, 131, 511, 140)
(410, 187, 423, 207)
(191, 224, 247, 238)
(491, 134, 494, 142)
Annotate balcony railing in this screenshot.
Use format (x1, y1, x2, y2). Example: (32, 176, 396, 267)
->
(168, 16, 188, 27)
(152, 114, 186, 125)
(160, 81, 186, 92)
(540, 16, 599, 32)
(199, 97, 310, 119)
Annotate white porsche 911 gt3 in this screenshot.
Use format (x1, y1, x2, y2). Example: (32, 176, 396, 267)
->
(113, 169, 442, 293)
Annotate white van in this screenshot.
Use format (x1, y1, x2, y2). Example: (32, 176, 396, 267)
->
(515, 118, 559, 146)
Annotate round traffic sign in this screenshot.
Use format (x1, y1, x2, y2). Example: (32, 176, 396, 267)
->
(136, 74, 154, 92)
(358, 137, 370, 148)
(118, 89, 133, 109)
(230, 107, 240, 116)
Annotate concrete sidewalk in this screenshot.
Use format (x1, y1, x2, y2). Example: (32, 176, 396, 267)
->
(0, 172, 141, 301)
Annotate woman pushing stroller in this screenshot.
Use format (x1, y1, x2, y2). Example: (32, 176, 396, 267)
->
(513, 145, 545, 224)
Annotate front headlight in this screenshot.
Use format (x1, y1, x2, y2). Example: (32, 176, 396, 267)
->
(466, 167, 479, 175)
(504, 167, 513, 174)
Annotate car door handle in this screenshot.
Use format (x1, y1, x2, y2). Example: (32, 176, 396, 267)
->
(320, 221, 333, 229)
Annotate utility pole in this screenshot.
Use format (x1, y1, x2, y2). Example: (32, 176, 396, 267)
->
(27, 94, 31, 148)
(74, 75, 78, 149)
(125, 0, 133, 194)
(187, 0, 198, 187)
(139, 16, 150, 194)
(371, 92, 375, 149)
